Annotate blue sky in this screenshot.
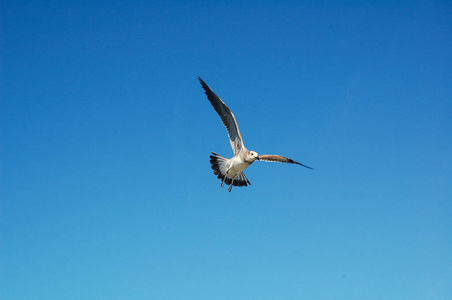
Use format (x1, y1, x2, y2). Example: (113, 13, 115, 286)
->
(2, 1, 451, 299)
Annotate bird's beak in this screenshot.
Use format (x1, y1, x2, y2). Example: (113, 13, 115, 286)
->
(256, 156, 260, 161)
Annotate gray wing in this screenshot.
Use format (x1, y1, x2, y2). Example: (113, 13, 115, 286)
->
(258, 154, 313, 170)
(198, 76, 244, 155)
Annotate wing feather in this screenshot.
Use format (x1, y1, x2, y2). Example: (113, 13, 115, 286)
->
(258, 154, 313, 170)
(198, 77, 244, 154)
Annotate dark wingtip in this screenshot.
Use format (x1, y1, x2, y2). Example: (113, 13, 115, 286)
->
(197, 76, 210, 95)
(289, 158, 314, 170)
(296, 162, 314, 170)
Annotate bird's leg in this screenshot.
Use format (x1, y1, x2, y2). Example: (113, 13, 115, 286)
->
(228, 174, 237, 192)
(221, 168, 231, 188)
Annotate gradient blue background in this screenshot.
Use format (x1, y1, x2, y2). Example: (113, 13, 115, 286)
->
(2, 1, 451, 299)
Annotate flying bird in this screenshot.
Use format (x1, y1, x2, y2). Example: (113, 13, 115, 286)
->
(199, 76, 313, 192)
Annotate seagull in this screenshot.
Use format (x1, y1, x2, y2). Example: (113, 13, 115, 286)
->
(198, 76, 313, 192)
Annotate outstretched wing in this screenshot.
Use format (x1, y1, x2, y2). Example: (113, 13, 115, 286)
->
(198, 76, 244, 155)
(258, 154, 313, 170)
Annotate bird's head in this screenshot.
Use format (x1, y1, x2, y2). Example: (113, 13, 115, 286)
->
(246, 151, 259, 163)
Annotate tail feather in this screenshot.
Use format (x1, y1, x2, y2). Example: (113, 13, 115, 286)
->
(210, 152, 228, 183)
(209, 152, 251, 191)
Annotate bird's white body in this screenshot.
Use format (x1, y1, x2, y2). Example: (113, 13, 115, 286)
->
(227, 155, 250, 173)
(226, 151, 255, 175)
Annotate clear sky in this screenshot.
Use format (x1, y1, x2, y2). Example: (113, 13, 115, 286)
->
(2, 1, 451, 299)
